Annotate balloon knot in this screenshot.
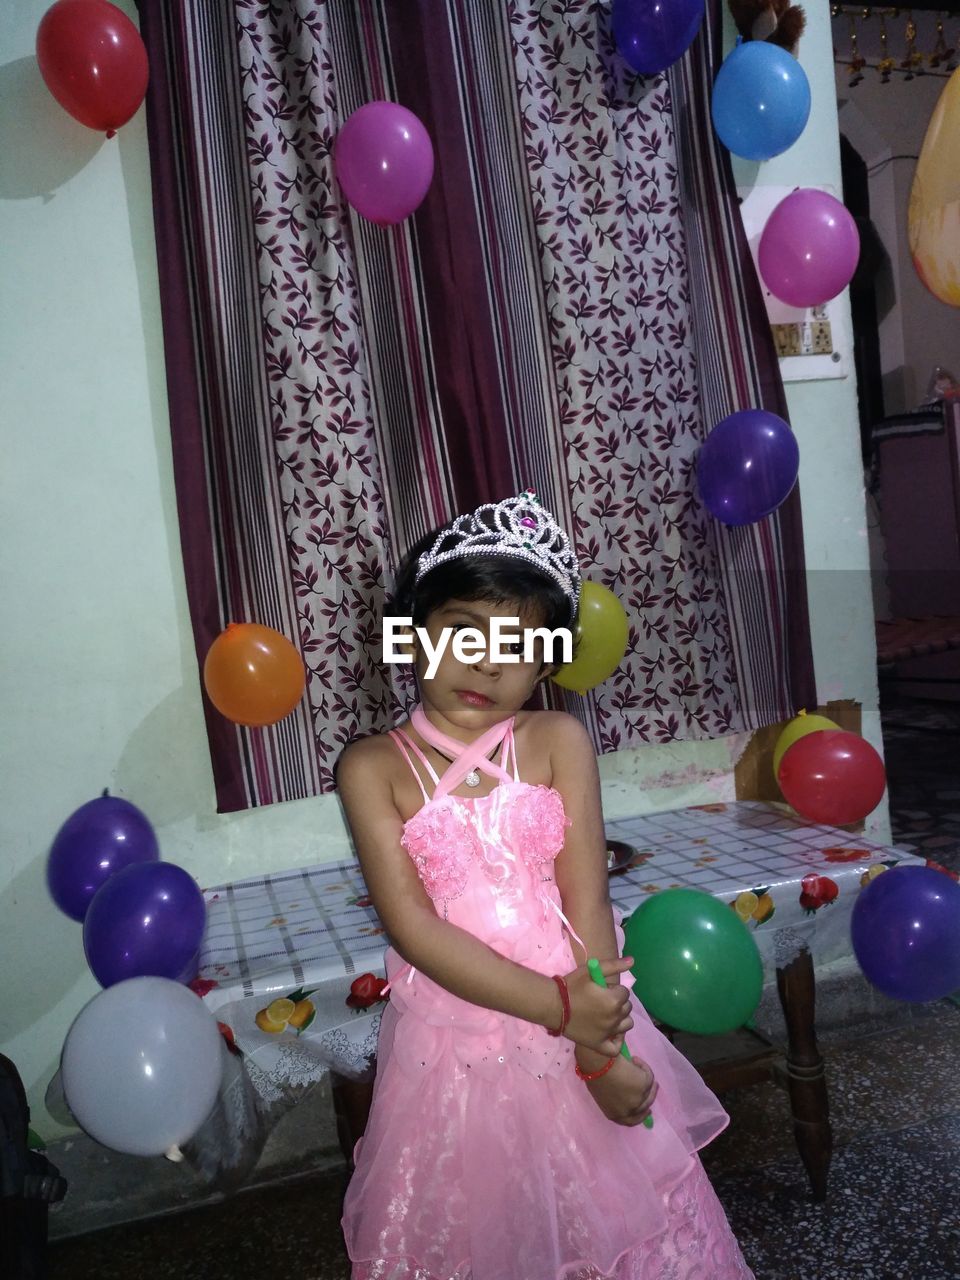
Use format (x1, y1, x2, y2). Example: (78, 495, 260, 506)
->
(106, 129, 117, 140)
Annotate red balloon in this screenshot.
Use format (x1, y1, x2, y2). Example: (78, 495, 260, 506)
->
(36, 0, 149, 136)
(777, 730, 887, 826)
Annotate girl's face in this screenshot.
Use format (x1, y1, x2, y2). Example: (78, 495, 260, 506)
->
(415, 597, 552, 735)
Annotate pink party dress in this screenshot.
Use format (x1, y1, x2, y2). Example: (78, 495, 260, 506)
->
(341, 709, 755, 1280)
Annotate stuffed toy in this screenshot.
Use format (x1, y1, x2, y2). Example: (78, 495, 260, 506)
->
(727, 0, 806, 54)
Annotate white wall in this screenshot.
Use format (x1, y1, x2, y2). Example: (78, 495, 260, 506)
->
(0, 0, 884, 1136)
(726, 8, 887, 816)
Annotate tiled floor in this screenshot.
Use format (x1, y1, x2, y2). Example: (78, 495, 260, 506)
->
(46, 1003, 960, 1279)
(45, 696, 960, 1279)
(880, 690, 960, 873)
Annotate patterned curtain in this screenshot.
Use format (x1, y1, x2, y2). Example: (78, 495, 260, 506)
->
(138, 0, 815, 813)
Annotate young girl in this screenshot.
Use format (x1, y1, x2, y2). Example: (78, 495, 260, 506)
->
(338, 492, 754, 1280)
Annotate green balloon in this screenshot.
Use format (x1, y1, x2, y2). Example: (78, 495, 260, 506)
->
(622, 889, 764, 1036)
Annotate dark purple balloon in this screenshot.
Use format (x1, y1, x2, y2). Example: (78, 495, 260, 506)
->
(697, 409, 800, 526)
(47, 795, 160, 922)
(83, 862, 207, 988)
(851, 866, 960, 1003)
(612, 0, 705, 76)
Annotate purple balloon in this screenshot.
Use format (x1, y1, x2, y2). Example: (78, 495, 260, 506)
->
(83, 862, 206, 988)
(851, 866, 960, 1003)
(758, 189, 861, 308)
(697, 409, 799, 526)
(612, 0, 705, 76)
(47, 794, 160, 922)
(334, 101, 434, 225)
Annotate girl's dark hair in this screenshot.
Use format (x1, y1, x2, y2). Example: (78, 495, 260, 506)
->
(388, 522, 575, 632)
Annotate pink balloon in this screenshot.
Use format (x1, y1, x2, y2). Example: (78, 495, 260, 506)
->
(758, 189, 860, 308)
(334, 101, 434, 226)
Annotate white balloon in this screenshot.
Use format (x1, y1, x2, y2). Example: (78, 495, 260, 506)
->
(61, 976, 223, 1156)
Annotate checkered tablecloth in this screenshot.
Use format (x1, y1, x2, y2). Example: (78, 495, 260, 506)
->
(602, 801, 926, 966)
(194, 801, 927, 1104)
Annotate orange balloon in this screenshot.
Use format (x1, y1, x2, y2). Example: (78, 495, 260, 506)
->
(203, 624, 306, 727)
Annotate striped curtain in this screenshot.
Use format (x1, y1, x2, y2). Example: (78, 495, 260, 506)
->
(139, 0, 815, 813)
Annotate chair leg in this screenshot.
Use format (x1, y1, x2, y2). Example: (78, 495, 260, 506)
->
(775, 946, 833, 1201)
(330, 1072, 375, 1167)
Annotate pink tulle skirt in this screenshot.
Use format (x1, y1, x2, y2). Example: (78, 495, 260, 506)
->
(342, 994, 755, 1280)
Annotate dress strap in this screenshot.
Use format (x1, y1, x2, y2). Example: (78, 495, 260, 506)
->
(500, 724, 520, 783)
(411, 705, 516, 799)
(388, 728, 439, 803)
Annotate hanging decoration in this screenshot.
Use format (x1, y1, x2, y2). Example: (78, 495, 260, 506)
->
(36, 0, 149, 137)
(831, 7, 957, 84)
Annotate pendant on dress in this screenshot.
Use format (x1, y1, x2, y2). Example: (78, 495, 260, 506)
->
(464, 769, 481, 788)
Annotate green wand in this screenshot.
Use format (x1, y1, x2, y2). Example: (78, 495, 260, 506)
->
(587, 957, 654, 1129)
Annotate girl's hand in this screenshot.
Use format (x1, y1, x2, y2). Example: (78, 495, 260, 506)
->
(562, 958, 634, 1055)
(582, 1054, 658, 1128)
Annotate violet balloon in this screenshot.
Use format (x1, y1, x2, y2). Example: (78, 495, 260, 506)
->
(47, 794, 160, 922)
(612, 0, 705, 75)
(758, 189, 861, 308)
(697, 409, 799, 526)
(334, 101, 434, 225)
(851, 866, 960, 1003)
(83, 861, 206, 988)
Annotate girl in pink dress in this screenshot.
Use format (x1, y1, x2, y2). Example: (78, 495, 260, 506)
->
(338, 492, 754, 1280)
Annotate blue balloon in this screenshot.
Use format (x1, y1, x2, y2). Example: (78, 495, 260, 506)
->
(697, 409, 799, 526)
(612, 0, 705, 76)
(712, 40, 811, 161)
(83, 861, 206, 988)
(851, 866, 960, 1003)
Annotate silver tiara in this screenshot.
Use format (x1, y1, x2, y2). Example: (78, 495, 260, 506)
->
(414, 489, 582, 613)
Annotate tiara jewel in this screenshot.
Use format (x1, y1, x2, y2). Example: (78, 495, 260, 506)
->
(414, 489, 582, 613)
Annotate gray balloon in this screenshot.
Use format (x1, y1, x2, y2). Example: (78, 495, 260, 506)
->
(61, 976, 223, 1156)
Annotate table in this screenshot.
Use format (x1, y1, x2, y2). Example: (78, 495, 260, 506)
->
(186, 801, 926, 1193)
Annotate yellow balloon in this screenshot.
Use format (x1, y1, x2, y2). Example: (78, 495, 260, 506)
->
(551, 580, 629, 694)
(772, 711, 840, 780)
(909, 66, 960, 307)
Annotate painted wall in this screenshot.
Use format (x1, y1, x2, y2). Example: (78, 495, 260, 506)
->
(0, 0, 883, 1136)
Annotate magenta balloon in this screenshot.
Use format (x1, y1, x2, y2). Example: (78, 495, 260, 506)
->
(334, 101, 434, 225)
(47, 794, 160, 922)
(758, 189, 861, 308)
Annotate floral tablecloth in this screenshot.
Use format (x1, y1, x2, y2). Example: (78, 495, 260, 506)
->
(187, 801, 932, 1179)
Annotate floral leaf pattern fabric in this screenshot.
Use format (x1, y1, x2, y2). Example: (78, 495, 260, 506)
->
(139, 0, 813, 811)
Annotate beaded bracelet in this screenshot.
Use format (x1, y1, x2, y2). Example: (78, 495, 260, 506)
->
(575, 1055, 617, 1083)
(547, 974, 571, 1037)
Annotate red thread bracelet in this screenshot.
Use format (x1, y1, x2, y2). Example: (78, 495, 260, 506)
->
(547, 974, 570, 1037)
(575, 1055, 617, 1082)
